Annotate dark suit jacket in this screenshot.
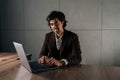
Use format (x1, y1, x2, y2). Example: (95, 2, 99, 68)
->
(39, 29, 82, 65)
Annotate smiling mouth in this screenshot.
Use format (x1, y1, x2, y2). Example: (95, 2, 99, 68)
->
(55, 29, 58, 32)
(54, 28, 60, 33)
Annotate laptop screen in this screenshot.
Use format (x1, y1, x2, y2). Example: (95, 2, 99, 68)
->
(13, 42, 32, 72)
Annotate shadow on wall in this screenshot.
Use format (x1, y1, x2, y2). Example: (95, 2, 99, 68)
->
(114, 46, 120, 66)
(113, 39, 120, 66)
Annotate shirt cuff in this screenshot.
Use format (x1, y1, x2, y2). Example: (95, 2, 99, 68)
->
(60, 59, 68, 66)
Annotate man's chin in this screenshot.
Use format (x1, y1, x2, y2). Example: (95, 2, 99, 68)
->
(54, 30, 59, 34)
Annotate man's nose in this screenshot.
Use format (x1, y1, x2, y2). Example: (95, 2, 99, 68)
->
(53, 24, 58, 28)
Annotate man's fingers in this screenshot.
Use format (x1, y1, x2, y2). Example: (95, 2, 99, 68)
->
(45, 57, 55, 65)
(38, 56, 47, 64)
(39, 57, 63, 67)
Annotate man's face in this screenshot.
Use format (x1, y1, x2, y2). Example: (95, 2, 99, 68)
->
(49, 18, 64, 34)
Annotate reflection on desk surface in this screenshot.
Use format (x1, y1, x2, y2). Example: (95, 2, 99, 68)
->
(0, 61, 120, 80)
(0, 53, 31, 66)
(0, 53, 18, 66)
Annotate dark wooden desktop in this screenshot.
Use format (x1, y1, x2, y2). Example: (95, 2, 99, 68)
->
(0, 53, 120, 80)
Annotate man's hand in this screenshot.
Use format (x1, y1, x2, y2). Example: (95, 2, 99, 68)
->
(38, 56, 48, 64)
(46, 57, 64, 67)
(38, 56, 65, 67)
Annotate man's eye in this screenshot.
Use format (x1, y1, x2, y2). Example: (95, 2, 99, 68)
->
(55, 22, 58, 26)
(50, 23, 54, 26)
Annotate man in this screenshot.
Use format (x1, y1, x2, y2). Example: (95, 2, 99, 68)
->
(38, 11, 82, 67)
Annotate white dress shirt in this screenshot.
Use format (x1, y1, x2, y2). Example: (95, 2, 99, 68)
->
(55, 34, 68, 66)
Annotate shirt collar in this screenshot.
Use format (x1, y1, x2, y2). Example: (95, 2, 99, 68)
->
(55, 33, 64, 41)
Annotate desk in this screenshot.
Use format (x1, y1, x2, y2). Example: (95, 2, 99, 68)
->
(0, 61, 120, 80)
(0, 53, 31, 72)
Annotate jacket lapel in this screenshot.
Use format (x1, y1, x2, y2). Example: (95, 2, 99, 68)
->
(52, 32, 57, 49)
(60, 30, 68, 55)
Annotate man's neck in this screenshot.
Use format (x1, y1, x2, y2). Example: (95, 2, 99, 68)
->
(56, 31, 64, 39)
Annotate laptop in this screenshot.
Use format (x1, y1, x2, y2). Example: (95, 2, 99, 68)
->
(13, 42, 58, 73)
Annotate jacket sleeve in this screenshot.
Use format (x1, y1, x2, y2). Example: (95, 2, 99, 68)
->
(67, 34, 82, 66)
(39, 34, 49, 58)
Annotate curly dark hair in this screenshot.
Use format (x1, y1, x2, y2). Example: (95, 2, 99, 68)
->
(46, 11, 67, 28)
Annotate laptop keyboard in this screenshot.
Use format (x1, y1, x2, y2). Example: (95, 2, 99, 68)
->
(29, 61, 56, 69)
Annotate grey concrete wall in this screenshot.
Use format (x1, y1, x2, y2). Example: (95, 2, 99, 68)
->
(1, 0, 120, 66)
